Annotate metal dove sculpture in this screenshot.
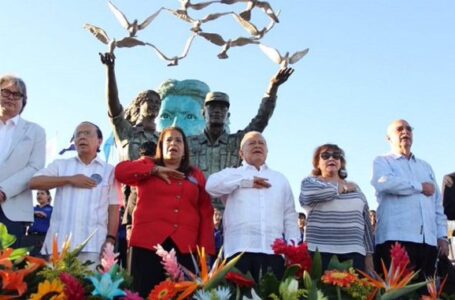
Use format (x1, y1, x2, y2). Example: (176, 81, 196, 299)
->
(221, 0, 279, 23)
(190, 12, 234, 32)
(108, 1, 163, 37)
(146, 34, 196, 66)
(179, 0, 221, 10)
(197, 32, 259, 59)
(232, 11, 278, 39)
(259, 44, 309, 68)
(84, 23, 146, 53)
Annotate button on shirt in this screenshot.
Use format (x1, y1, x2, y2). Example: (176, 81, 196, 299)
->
(371, 153, 447, 246)
(0, 115, 19, 165)
(206, 163, 300, 259)
(35, 156, 119, 254)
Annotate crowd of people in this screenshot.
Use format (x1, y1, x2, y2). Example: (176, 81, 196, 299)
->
(1, 71, 455, 298)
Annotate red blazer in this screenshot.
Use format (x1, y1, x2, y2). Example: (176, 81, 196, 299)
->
(115, 158, 215, 255)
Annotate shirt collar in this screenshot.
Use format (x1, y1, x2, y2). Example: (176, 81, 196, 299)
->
(390, 151, 416, 161)
(242, 161, 268, 171)
(2, 115, 20, 126)
(75, 155, 105, 166)
(200, 130, 229, 145)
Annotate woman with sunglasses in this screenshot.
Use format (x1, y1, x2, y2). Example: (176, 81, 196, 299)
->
(299, 144, 374, 273)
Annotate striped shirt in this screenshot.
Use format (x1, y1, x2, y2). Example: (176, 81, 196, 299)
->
(299, 176, 374, 255)
(35, 156, 119, 254)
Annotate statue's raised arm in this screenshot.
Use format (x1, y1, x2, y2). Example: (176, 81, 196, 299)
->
(244, 67, 294, 132)
(100, 52, 124, 119)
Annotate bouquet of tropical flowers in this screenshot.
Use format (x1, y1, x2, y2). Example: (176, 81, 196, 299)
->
(0, 223, 136, 299)
(1, 223, 453, 300)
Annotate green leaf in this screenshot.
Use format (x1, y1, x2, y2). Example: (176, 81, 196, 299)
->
(327, 255, 352, 271)
(303, 271, 313, 289)
(380, 281, 427, 300)
(0, 223, 16, 249)
(283, 264, 301, 280)
(70, 230, 97, 256)
(310, 250, 322, 279)
(204, 252, 243, 290)
(258, 272, 280, 299)
(10, 247, 29, 261)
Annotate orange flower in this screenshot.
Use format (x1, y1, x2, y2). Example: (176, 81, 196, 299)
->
(148, 280, 177, 300)
(421, 276, 448, 300)
(0, 270, 27, 298)
(0, 248, 14, 269)
(321, 270, 358, 288)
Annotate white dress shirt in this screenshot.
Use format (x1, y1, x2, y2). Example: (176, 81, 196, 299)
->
(35, 156, 119, 254)
(206, 162, 300, 258)
(0, 115, 19, 165)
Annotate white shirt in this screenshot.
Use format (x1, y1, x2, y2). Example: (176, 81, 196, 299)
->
(0, 115, 19, 165)
(35, 156, 119, 254)
(206, 162, 300, 258)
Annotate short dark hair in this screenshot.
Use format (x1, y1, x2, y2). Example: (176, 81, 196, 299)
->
(139, 141, 156, 157)
(154, 127, 192, 176)
(311, 143, 347, 179)
(73, 121, 103, 152)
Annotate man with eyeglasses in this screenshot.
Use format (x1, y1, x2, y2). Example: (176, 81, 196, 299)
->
(29, 122, 119, 267)
(0, 75, 46, 247)
(371, 119, 448, 283)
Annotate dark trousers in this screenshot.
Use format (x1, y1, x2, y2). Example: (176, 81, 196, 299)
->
(375, 241, 438, 283)
(130, 238, 194, 298)
(0, 206, 26, 248)
(314, 252, 366, 272)
(229, 252, 285, 283)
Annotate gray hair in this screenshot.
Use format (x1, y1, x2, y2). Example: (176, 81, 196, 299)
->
(0, 74, 27, 113)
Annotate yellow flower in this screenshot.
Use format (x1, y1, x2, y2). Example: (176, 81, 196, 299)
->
(29, 279, 67, 300)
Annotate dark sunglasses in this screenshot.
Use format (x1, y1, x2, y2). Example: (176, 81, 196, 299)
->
(320, 151, 343, 160)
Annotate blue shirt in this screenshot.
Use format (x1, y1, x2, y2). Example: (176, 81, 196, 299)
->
(28, 204, 53, 234)
(371, 152, 447, 246)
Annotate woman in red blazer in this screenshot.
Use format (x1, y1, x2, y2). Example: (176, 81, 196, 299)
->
(115, 127, 215, 297)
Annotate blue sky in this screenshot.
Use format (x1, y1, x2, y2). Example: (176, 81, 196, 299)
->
(2, 0, 455, 209)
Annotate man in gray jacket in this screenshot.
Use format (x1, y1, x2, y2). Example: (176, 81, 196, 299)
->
(0, 74, 46, 246)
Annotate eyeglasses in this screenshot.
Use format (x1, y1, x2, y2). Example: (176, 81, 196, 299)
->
(1, 88, 24, 100)
(320, 151, 343, 160)
(395, 125, 413, 132)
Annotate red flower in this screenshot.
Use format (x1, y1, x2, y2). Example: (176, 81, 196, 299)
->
(390, 242, 412, 277)
(271, 239, 312, 276)
(148, 280, 177, 300)
(225, 272, 255, 288)
(59, 272, 86, 300)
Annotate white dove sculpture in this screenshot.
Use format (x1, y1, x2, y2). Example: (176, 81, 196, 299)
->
(259, 44, 309, 68)
(108, 1, 163, 37)
(84, 23, 146, 53)
(146, 34, 196, 66)
(180, 0, 221, 10)
(221, 0, 279, 23)
(191, 11, 233, 32)
(198, 32, 259, 59)
(232, 11, 278, 39)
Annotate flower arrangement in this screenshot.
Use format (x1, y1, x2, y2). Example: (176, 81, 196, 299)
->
(0, 223, 134, 299)
(1, 223, 454, 300)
